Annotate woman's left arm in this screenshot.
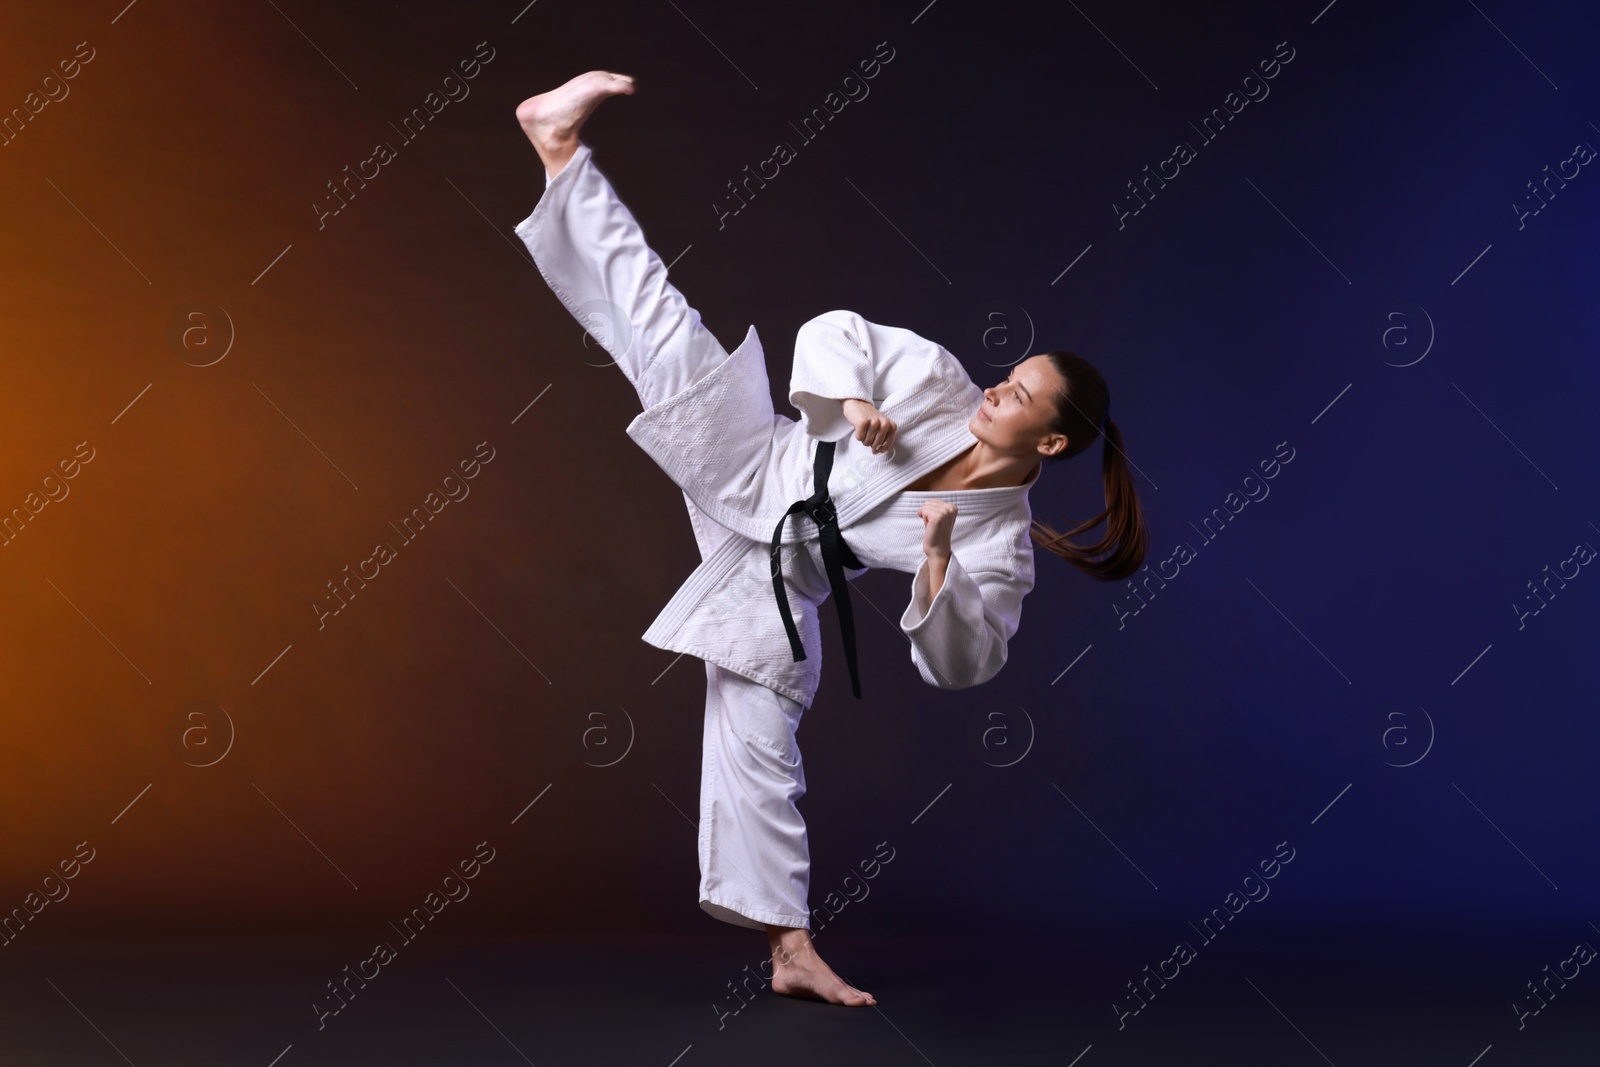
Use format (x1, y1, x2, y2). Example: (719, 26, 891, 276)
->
(900, 501, 1034, 688)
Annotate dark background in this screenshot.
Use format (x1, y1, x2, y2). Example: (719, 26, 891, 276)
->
(0, 0, 1595, 1063)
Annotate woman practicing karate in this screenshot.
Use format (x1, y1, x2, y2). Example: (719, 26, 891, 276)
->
(513, 71, 1147, 1008)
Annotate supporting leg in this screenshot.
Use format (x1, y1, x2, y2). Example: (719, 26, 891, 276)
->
(696, 665, 876, 1006)
(766, 923, 877, 1007)
(697, 663, 812, 930)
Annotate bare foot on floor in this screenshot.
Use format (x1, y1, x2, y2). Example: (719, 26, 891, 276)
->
(767, 926, 877, 1007)
(516, 70, 635, 179)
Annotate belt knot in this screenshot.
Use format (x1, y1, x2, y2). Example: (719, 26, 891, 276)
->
(769, 439, 863, 699)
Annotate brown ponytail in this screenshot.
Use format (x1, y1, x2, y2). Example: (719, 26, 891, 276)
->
(1028, 352, 1148, 581)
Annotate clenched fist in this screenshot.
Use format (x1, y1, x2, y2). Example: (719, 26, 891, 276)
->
(918, 498, 957, 560)
(842, 397, 897, 454)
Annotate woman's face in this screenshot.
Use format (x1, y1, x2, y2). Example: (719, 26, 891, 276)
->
(969, 354, 1069, 459)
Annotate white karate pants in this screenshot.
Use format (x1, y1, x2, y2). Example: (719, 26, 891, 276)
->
(515, 142, 813, 931)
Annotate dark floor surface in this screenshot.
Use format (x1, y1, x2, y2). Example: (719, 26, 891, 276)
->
(0, 923, 1591, 1065)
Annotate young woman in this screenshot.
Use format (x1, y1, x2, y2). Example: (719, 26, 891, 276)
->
(513, 71, 1147, 1008)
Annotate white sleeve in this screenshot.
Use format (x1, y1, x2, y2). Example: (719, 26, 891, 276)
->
(898, 551, 1030, 689)
(788, 309, 962, 441)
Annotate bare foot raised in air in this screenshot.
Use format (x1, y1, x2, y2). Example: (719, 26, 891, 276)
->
(516, 70, 635, 179)
(767, 925, 877, 1007)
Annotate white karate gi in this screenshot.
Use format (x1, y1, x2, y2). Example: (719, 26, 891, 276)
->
(515, 142, 1036, 930)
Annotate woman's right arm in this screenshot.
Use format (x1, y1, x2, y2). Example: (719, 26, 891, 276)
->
(789, 310, 960, 440)
(840, 397, 898, 454)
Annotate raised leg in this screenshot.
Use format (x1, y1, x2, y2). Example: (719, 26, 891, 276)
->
(516, 70, 634, 180)
(513, 74, 728, 412)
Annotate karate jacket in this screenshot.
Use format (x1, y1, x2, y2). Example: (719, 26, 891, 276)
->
(628, 310, 1038, 708)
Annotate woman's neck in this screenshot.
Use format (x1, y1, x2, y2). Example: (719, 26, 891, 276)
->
(957, 441, 1039, 489)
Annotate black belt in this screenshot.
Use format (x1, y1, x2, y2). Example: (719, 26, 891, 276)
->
(770, 439, 865, 698)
